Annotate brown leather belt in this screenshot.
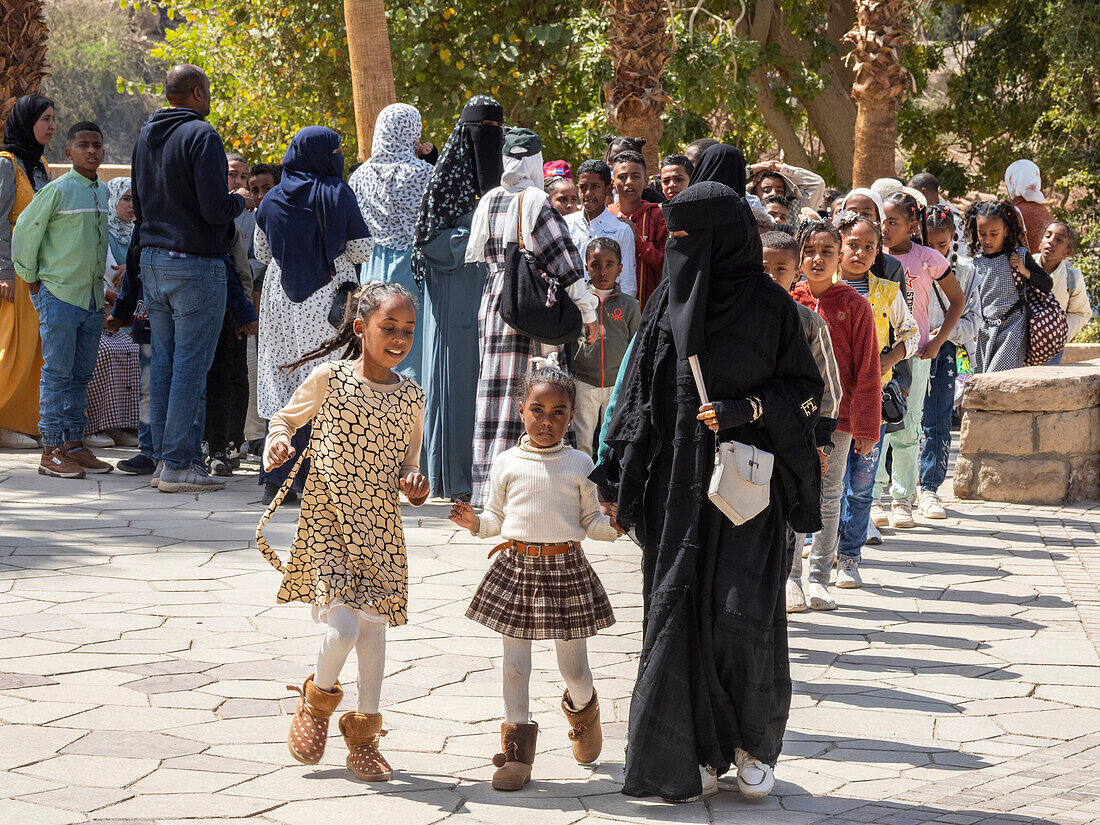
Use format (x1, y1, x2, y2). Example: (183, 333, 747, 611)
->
(488, 539, 580, 559)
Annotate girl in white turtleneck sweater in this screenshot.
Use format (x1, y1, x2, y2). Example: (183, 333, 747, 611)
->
(450, 360, 621, 792)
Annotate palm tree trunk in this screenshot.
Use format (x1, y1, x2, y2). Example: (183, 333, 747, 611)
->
(852, 98, 897, 186)
(343, 0, 396, 161)
(605, 0, 669, 171)
(0, 0, 50, 119)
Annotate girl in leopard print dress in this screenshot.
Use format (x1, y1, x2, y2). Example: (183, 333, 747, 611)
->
(256, 281, 429, 783)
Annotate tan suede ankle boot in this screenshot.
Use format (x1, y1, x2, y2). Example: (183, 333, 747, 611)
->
(562, 688, 602, 764)
(286, 676, 343, 765)
(340, 711, 392, 781)
(491, 721, 538, 791)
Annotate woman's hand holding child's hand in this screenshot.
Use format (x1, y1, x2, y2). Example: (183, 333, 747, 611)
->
(265, 440, 295, 472)
(449, 500, 479, 532)
(399, 471, 430, 506)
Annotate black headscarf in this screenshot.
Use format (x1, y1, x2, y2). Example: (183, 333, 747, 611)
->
(688, 143, 747, 195)
(2, 95, 53, 182)
(412, 96, 503, 249)
(662, 181, 764, 358)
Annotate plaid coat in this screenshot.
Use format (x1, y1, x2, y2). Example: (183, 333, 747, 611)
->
(471, 190, 584, 506)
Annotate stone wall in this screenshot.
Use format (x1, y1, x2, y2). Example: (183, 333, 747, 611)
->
(954, 361, 1100, 504)
(1064, 343, 1100, 365)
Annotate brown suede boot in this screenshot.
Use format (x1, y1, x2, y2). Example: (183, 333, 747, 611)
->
(491, 721, 538, 791)
(286, 676, 343, 765)
(340, 711, 392, 781)
(562, 688, 602, 764)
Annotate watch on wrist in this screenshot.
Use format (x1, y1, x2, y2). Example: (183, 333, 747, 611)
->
(819, 443, 834, 456)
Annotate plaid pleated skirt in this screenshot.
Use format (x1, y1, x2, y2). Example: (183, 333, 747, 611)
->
(466, 544, 615, 641)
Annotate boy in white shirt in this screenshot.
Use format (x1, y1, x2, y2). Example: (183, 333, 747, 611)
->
(565, 159, 637, 297)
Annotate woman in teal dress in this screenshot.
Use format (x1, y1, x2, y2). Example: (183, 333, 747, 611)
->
(349, 104, 433, 384)
(411, 95, 504, 501)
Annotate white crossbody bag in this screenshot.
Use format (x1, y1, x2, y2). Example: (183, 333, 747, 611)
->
(688, 355, 774, 526)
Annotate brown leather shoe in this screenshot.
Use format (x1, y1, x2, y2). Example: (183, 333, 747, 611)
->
(39, 448, 86, 479)
(340, 711, 392, 781)
(562, 688, 602, 764)
(64, 446, 112, 474)
(491, 721, 538, 791)
(286, 676, 343, 765)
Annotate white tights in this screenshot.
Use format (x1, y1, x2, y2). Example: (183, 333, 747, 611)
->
(313, 605, 386, 715)
(502, 635, 593, 724)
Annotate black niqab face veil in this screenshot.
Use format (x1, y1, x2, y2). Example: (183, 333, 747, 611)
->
(459, 98, 505, 196)
(662, 181, 765, 358)
(2, 94, 53, 181)
(688, 143, 748, 196)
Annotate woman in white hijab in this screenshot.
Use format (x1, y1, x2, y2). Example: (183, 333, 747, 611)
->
(1004, 159, 1054, 253)
(465, 128, 598, 506)
(349, 103, 433, 383)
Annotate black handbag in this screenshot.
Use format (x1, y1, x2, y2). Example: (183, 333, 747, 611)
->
(499, 191, 583, 345)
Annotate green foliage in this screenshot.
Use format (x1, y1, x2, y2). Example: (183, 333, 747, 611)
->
(40, 0, 163, 164)
(1072, 250, 1100, 343)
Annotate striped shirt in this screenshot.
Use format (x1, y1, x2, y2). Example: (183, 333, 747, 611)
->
(13, 169, 108, 309)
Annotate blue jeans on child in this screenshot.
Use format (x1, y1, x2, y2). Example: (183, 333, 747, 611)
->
(31, 285, 101, 447)
(140, 249, 226, 471)
(838, 422, 888, 563)
(919, 343, 956, 494)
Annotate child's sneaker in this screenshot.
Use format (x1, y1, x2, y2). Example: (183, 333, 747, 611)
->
(39, 448, 86, 479)
(785, 579, 807, 613)
(158, 464, 226, 493)
(807, 582, 836, 610)
(208, 452, 233, 477)
(865, 520, 883, 546)
(869, 500, 889, 528)
(891, 499, 915, 529)
(65, 446, 112, 474)
(836, 557, 862, 589)
(917, 490, 946, 519)
(340, 711, 392, 781)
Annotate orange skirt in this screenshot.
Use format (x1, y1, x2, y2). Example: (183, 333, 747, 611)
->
(0, 279, 42, 437)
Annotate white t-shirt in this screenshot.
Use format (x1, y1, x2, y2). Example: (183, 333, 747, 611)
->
(565, 208, 638, 298)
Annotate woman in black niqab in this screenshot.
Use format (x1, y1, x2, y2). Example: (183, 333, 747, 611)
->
(593, 181, 823, 801)
(688, 144, 748, 195)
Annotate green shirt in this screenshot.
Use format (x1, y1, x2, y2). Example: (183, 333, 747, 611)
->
(12, 169, 108, 309)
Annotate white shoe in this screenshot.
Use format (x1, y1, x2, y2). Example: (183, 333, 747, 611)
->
(735, 749, 775, 799)
(836, 557, 862, 589)
(0, 428, 39, 449)
(865, 520, 883, 546)
(84, 432, 115, 449)
(891, 499, 915, 529)
(105, 428, 139, 448)
(807, 582, 836, 611)
(666, 765, 718, 803)
(917, 490, 947, 519)
(786, 579, 807, 613)
(869, 500, 889, 528)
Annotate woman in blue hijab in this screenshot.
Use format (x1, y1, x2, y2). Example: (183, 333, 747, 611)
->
(254, 126, 372, 504)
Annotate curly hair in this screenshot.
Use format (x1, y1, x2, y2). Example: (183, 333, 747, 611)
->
(796, 218, 843, 255)
(514, 361, 577, 409)
(280, 281, 417, 374)
(962, 200, 1026, 256)
(604, 135, 646, 164)
(833, 209, 882, 248)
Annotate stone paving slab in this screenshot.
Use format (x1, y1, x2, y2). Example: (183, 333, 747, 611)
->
(0, 446, 1098, 824)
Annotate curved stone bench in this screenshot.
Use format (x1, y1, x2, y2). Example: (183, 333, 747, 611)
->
(954, 360, 1100, 504)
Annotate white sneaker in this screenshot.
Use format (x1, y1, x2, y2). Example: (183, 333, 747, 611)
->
(917, 490, 947, 519)
(807, 582, 836, 610)
(105, 428, 140, 448)
(734, 748, 775, 799)
(836, 557, 862, 589)
(0, 428, 39, 449)
(666, 765, 718, 803)
(869, 500, 889, 528)
(786, 579, 807, 613)
(865, 520, 883, 546)
(891, 499, 915, 529)
(84, 432, 115, 449)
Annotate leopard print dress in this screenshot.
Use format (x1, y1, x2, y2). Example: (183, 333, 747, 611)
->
(257, 361, 425, 627)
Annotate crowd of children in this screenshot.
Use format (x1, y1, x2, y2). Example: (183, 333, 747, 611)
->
(1, 71, 1097, 801)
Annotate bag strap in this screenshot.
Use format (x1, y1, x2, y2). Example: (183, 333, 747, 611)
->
(516, 191, 526, 251)
(255, 447, 309, 574)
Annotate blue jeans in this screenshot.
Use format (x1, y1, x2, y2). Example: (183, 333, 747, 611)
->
(838, 422, 888, 562)
(138, 343, 154, 460)
(30, 286, 101, 447)
(140, 249, 226, 470)
(919, 343, 956, 494)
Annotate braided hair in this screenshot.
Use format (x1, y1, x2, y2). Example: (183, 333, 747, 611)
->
(962, 200, 1026, 256)
(884, 190, 928, 246)
(280, 281, 418, 374)
(604, 135, 646, 165)
(514, 355, 577, 409)
(927, 204, 960, 277)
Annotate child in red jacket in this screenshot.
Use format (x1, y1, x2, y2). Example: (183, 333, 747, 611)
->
(788, 220, 881, 611)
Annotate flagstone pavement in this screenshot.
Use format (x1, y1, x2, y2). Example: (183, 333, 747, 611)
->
(1, 446, 1099, 825)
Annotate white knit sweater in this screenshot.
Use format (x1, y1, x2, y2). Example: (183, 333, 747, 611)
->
(474, 438, 619, 544)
